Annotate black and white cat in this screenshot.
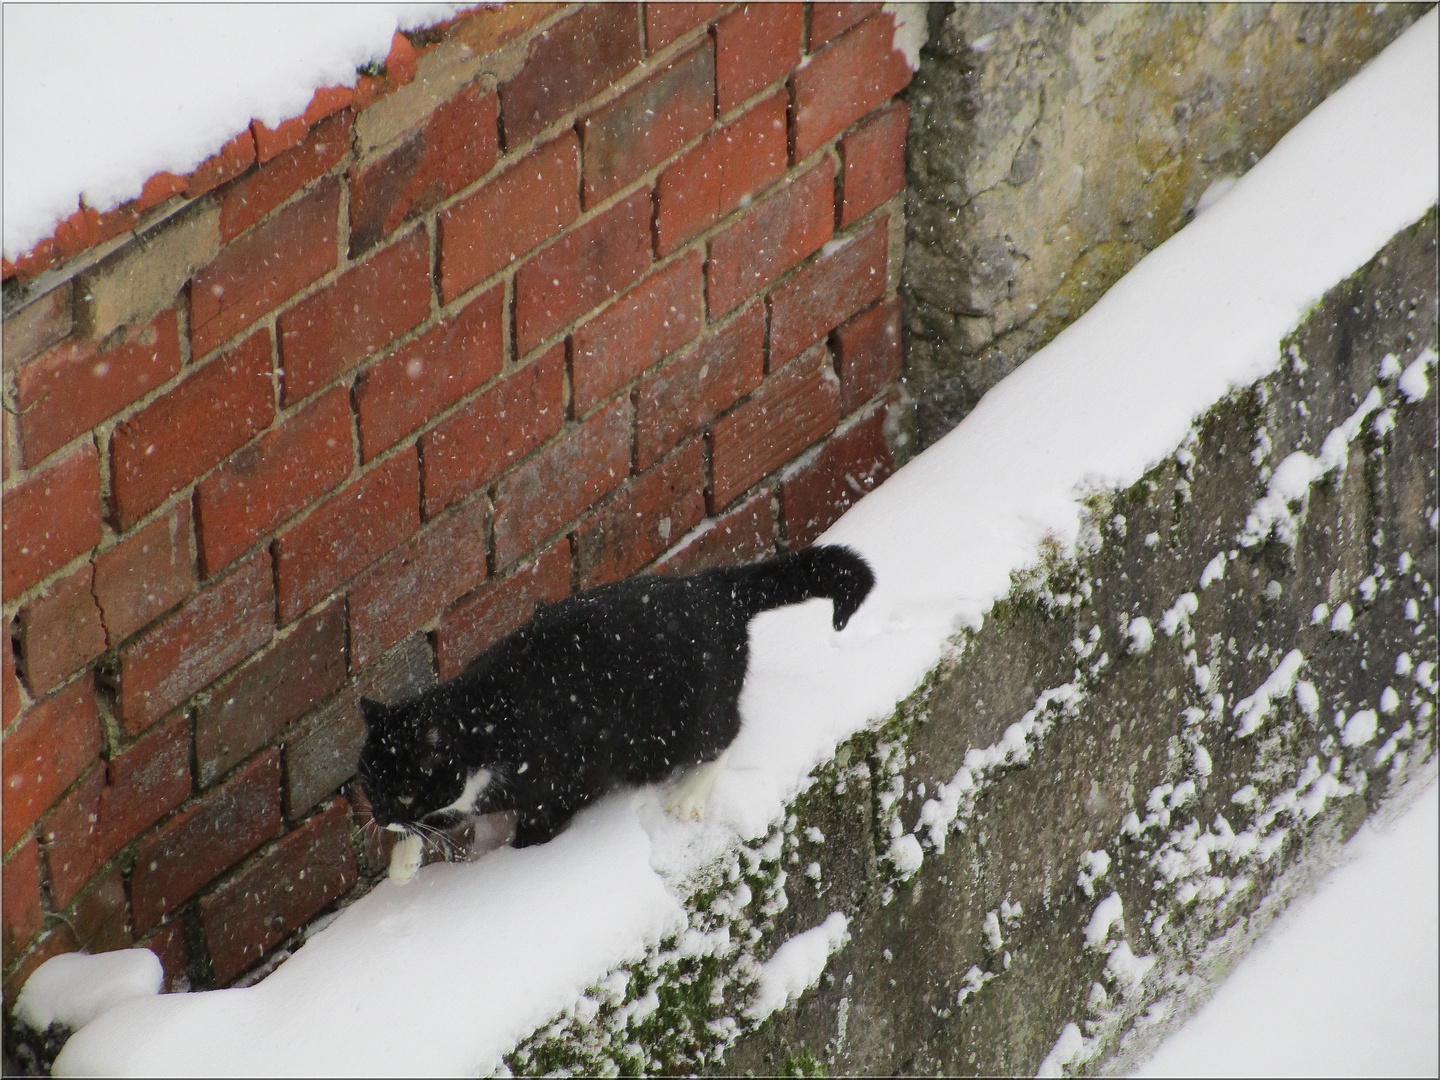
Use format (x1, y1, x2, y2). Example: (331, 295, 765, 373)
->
(356, 544, 874, 875)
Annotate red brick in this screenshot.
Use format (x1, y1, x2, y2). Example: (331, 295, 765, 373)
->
(434, 541, 571, 679)
(636, 299, 765, 468)
(705, 157, 834, 317)
(2, 839, 43, 967)
(790, 12, 912, 162)
(223, 111, 353, 242)
(2, 926, 78, 1012)
(420, 346, 565, 517)
(137, 920, 189, 992)
(349, 85, 499, 256)
(139, 172, 189, 211)
(131, 751, 283, 934)
(278, 229, 431, 406)
(200, 798, 356, 985)
(580, 39, 715, 208)
(655, 91, 787, 256)
(186, 131, 258, 199)
(275, 450, 420, 623)
(781, 405, 892, 547)
(809, 2, 882, 48)
(768, 213, 888, 367)
(41, 714, 191, 909)
(71, 868, 133, 953)
(117, 550, 274, 734)
(110, 330, 275, 531)
(53, 204, 103, 262)
(348, 498, 489, 671)
(15, 309, 182, 467)
(575, 438, 706, 588)
(834, 295, 901, 413)
(195, 387, 353, 575)
(2, 443, 102, 602)
(194, 600, 346, 786)
(6, 238, 57, 284)
(491, 398, 633, 569)
(500, 4, 643, 147)
(514, 190, 653, 355)
(710, 344, 840, 506)
(655, 489, 776, 575)
(438, 132, 579, 303)
(16, 564, 107, 696)
(839, 98, 907, 226)
(646, 3, 725, 51)
(1, 674, 102, 853)
(251, 85, 355, 164)
(354, 284, 504, 462)
(93, 503, 197, 645)
(190, 179, 340, 358)
(714, 3, 803, 112)
(573, 251, 704, 414)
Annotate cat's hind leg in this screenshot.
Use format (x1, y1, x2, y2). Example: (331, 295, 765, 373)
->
(665, 749, 730, 821)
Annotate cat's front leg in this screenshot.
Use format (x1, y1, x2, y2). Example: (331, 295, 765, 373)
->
(388, 832, 424, 884)
(665, 749, 730, 821)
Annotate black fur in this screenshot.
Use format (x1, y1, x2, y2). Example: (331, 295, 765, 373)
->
(357, 544, 874, 848)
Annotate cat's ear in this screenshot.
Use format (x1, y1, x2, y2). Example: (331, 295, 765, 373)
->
(358, 697, 386, 730)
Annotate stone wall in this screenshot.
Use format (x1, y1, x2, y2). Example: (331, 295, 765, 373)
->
(901, 1, 1432, 448)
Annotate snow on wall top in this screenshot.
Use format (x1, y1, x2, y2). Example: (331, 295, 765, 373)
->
(1, 3, 463, 261)
(44, 10, 1440, 1077)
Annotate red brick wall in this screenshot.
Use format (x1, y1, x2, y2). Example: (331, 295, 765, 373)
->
(0, 2, 910, 999)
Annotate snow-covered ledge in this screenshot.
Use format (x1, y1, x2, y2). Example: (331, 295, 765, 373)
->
(27, 11, 1438, 1077)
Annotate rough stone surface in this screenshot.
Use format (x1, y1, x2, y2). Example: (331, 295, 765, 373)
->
(901, 2, 1431, 449)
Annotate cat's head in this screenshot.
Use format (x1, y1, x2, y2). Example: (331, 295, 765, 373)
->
(356, 697, 484, 832)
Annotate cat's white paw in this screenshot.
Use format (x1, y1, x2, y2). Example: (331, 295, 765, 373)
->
(388, 833, 424, 885)
(664, 752, 729, 822)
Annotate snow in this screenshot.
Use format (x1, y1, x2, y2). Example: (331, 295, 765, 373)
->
(1124, 617, 1155, 656)
(1232, 649, 1306, 737)
(883, 3, 929, 71)
(1398, 347, 1435, 402)
(1085, 893, 1126, 949)
(2, 4, 463, 259)
(745, 913, 850, 1022)
(39, 10, 1440, 1076)
(15, 950, 162, 1034)
(1133, 781, 1439, 1078)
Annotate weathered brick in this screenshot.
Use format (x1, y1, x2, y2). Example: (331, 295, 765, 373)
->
(809, 2, 881, 48)
(195, 387, 353, 575)
(348, 84, 499, 256)
(222, 111, 353, 242)
(834, 295, 901, 413)
(575, 438, 706, 588)
(251, 85, 355, 164)
(705, 157, 834, 317)
(2, 926, 78, 1013)
(645, 2, 725, 51)
(655, 90, 787, 256)
(16, 564, 107, 696)
(348, 498, 488, 671)
(40, 714, 191, 909)
(420, 345, 564, 517)
(500, 4, 643, 147)
(117, 550, 275, 734)
(514, 190, 653, 354)
(3, 631, 21, 725)
(15, 309, 182, 467)
(349, 783, 398, 875)
(580, 39, 715, 207)
(92, 502, 196, 645)
(2, 839, 43, 967)
(131, 751, 283, 934)
(768, 213, 888, 367)
(839, 98, 907, 226)
(185, 131, 257, 200)
(714, 3, 803, 113)
(655, 489, 776, 575)
(200, 798, 356, 985)
(283, 634, 434, 818)
(2, 281, 71, 372)
(434, 541, 571, 679)
(781, 405, 892, 547)
(355, 284, 504, 461)
(190, 179, 339, 358)
(1, 674, 102, 853)
(274, 449, 420, 624)
(2, 443, 102, 602)
(195, 600, 346, 786)
(491, 398, 632, 569)
(137, 919, 189, 992)
(71, 868, 132, 953)
(438, 132, 579, 303)
(711, 344, 840, 506)
(790, 12, 912, 162)
(636, 299, 765, 468)
(572, 251, 704, 414)
(278, 228, 431, 406)
(110, 330, 275, 531)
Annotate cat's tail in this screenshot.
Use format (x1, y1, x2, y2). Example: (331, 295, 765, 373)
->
(717, 545, 875, 631)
